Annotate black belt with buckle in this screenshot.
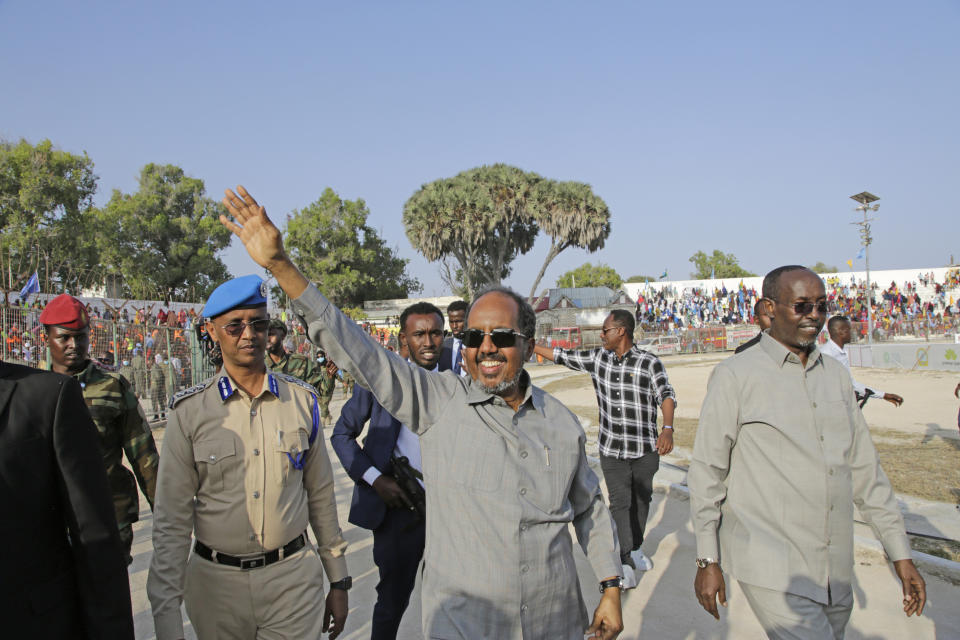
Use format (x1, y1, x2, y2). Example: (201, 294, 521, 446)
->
(194, 533, 306, 570)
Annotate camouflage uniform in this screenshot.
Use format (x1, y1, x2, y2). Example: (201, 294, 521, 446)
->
(265, 351, 337, 422)
(74, 359, 159, 564)
(150, 363, 168, 419)
(131, 353, 147, 398)
(340, 369, 355, 398)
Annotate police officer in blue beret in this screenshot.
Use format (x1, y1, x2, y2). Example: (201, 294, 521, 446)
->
(147, 275, 351, 640)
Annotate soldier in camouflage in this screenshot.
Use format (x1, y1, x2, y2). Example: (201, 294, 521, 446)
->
(41, 294, 159, 564)
(266, 319, 338, 424)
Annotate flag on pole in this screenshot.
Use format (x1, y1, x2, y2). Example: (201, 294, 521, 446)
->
(659, 269, 668, 280)
(846, 259, 853, 269)
(19, 271, 40, 302)
(710, 266, 715, 280)
(856, 247, 865, 260)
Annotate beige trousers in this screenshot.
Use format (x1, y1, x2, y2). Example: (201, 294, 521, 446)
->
(184, 544, 326, 639)
(739, 581, 854, 640)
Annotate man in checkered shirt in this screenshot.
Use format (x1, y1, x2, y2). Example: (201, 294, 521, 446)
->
(534, 309, 676, 588)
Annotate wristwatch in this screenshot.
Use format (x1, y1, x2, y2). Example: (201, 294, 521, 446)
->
(599, 577, 623, 593)
(330, 576, 352, 591)
(696, 558, 717, 569)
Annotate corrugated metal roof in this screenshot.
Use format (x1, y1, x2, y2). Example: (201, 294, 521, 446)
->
(548, 287, 616, 309)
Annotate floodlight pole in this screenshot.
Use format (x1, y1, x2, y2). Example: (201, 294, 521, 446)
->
(850, 192, 879, 344)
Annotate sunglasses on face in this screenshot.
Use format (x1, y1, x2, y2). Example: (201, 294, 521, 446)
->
(783, 301, 828, 315)
(219, 318, 270, 336)
(461, 328, 528, 349)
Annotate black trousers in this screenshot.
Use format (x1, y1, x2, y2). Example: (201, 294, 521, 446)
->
(371, 506, 425, 640)
(600, 452, 659, 566)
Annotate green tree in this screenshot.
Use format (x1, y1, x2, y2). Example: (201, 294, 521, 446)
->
(96, 164, 232, 302)
(402, 164, 610, 300)
(626, 274, 657, 283)
(689, 250, 757, 279)
(808, 261, 839, 274)
(556, 263, 622, 289)
(0, 138, 100, 295)
(285, 188, 421, 306)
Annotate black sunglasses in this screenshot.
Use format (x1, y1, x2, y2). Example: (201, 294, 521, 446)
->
(462, 328, 528, 349)
(220, 318, 270, 337)
(780, 300, 828, 315)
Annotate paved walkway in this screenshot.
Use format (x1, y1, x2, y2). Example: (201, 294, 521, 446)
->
(129, 376, 960, 639)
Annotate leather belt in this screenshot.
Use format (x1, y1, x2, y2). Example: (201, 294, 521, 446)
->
(194, 533, 306, 570)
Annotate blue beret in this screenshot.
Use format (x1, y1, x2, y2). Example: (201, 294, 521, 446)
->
(203, 275, 268, 318)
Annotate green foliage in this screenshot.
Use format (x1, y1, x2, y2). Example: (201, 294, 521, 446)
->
(626, 274, 657, 283)
(689, 250, 757, 279)
(556, 263, 622, 289)
(285, 188, 421, 306)
(0, 138, 100, 294)
(808, 261, 839, 274)
(341, 306, 368, 321)
(95, 164, 232, 302)
(402, 164, 610, 300)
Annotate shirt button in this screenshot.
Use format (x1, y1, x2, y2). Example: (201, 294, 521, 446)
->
(209, 455, 216, 461)
(829, 469, 834, 476)
(254, 448, 261, 456)
(820, 436, 824, 442)
(520, 524, 528, 532)
(519, 488, 527, 496)
(521, 564, 529, 573)
(812, 402, 817, 408)
(520, 451, 528, 459)
(253, 491, 260, 499)
(250, 409, 257, 416)
(521, 604, 528, 613)
(249, 533, 256, 541)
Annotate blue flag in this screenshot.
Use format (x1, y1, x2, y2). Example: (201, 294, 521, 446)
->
(19, 271, 40, 302)
(856, 247, 865, 260)
(659, 269, 668, 280)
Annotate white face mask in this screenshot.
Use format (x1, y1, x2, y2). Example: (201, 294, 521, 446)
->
(122, 360, 130, 366)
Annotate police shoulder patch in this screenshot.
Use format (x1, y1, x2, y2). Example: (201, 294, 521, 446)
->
(273, 372, 319, 396)
(169, 379, 214, 409)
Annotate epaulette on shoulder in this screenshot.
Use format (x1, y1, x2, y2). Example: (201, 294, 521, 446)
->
(169, 379, 213, 409)
(274, 372, 319, 396)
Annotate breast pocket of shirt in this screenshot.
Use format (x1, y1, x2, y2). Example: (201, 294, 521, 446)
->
(537, 445, 581, 513)
(193, 437, 239, 493)
(452, 425, 506, 493)
(275, 429, 311, 487)
(816, 400, 854, 457)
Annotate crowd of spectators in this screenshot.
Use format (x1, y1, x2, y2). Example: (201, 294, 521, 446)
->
(633, 268, 960, 340)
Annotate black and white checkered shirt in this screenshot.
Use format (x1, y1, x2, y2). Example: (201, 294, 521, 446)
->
(553, 344, 676, 459)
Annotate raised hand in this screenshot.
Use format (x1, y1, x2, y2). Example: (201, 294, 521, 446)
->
(220, 186, 287, 271)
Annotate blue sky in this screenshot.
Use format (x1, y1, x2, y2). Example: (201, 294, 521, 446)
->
(2, 1, 958, 298)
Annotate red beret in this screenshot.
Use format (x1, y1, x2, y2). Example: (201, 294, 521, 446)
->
(39, 294, 89, 329)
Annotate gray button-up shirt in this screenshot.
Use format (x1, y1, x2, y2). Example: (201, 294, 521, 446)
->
(292, 284, 620, 639)
(688, 332, 911, 605)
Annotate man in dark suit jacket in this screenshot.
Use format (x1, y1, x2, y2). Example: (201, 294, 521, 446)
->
(438, 299, 467, 376)
(331, 302, 450, 639)
(0, 360, 134, 639)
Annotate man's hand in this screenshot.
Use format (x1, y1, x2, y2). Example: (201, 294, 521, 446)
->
(585, 586, 623, 640)
(893, 559, 926, 617)
(221, 186, 287, 271)
(323, 588, 348, 639)
(694, 564, 726, 620)
(325, 361, 339, 379)
(883, 393, 904, 407)
(372, 475, 413, 510)
(656, 429, 674, 455)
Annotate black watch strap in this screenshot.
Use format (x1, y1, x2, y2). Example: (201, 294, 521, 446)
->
(599, 577, 622, 593)
(330, 576, 352, 591)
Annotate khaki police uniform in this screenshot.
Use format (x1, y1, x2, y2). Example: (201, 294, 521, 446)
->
(147, 371, 349, 640)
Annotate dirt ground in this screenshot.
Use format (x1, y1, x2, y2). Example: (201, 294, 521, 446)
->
(537, 352, 960, 505)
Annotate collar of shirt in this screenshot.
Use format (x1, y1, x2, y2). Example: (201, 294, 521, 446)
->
(408, 359, 439, 373)
(216, 371, 280, 402)
(464, 369, 546, 415)
(758, 331, 823, 372)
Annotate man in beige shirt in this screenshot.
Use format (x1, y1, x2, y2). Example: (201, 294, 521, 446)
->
(689, 265, 925, 638)
(147, 274, 350, 640)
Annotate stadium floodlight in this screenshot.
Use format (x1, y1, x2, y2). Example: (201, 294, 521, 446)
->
(849, 191, 879, 344)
